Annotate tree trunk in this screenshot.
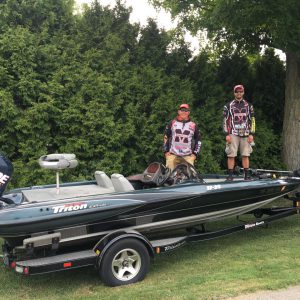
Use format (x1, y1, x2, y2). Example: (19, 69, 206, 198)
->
(282, 51, 300, 170)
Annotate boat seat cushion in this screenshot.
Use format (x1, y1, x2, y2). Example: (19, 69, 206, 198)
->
(111, 174, 135, 192)
(39, 154, 78, 170)
(95, 171, 114, 190)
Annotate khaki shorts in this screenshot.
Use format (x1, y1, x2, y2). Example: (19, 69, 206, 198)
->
(166, 154, 195, 171)
(225, 134, 252, 157)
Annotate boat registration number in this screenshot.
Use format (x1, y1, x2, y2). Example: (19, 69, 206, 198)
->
(206, 185, 221, 191)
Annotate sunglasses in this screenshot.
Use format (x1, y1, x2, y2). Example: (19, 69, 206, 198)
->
(179, 108, 190, 112)
(234, 91, 244, 93)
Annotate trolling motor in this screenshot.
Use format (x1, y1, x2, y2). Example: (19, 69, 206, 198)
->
(234, 166, 300, 179)
(0, 155, 14, 204)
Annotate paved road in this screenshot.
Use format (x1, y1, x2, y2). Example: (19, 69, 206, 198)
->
(226, 286, 300, 300)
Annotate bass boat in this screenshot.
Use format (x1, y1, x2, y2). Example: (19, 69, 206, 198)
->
(1, 154, 300, 286)
(0, 154, 299, 249)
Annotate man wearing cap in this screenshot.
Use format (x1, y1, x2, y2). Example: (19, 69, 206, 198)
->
(163, 104, 202, 170)
(223, 85, 255, 180)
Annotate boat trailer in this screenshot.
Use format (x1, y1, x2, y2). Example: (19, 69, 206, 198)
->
(2, 198, 300, 286)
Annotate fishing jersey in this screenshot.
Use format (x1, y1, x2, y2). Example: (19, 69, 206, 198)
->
(163, 118, 202, 156)
(223, 99, 255, 137)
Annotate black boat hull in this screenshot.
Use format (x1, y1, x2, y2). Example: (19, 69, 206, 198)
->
(1, 177, 299, 248)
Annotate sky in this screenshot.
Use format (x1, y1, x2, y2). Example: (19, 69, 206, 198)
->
(75, 0, 202, 54)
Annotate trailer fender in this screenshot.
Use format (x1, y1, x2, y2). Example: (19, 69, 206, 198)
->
(93, 230, 155, 264)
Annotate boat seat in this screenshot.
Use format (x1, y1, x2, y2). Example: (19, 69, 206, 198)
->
(111, 174, 135, 192)
(94, 171, 114, 190)
(38, 153, 78, 170)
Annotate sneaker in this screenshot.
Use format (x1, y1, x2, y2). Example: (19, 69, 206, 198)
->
(226, 175, 234, 181)
(244, 168, 251, 181)
(226, 169, 234, 181)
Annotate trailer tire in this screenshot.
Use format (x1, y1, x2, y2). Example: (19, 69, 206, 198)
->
(98, 238, 150, 286)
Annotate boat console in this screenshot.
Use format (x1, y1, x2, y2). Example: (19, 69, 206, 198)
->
(139, 162, 203, 187)
(167, 163, 204, 184)
(140, 162, 171, 186)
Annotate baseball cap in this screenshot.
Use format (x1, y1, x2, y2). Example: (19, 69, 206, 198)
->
(179, 103, 190, 109)
(234, 85, 244, 92)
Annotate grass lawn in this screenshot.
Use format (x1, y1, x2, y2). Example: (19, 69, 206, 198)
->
(1, 206, 300, 300)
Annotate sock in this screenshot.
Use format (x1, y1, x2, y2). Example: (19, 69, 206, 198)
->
(228, 169, 234, 176)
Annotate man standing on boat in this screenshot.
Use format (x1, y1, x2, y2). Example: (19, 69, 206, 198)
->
(223, 85, 255, 180)
(163, 103, 202, 170)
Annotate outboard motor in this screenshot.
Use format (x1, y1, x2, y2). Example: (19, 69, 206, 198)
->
(0, 155, 13, 197)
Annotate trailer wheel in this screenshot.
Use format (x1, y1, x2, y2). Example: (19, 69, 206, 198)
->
(99, 238, 150, 286)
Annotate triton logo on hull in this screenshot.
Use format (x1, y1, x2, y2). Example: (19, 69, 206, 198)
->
(52, 202, 88, 214)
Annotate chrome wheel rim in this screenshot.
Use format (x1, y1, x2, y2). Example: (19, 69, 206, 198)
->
(111, 248, 142, 281)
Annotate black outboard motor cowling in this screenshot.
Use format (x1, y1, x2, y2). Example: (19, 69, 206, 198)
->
(0, 155, 13, 197)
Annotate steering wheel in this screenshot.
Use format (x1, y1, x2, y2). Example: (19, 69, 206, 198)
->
(155, 167, 171, 186)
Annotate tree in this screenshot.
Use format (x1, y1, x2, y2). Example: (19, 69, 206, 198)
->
(0, 0, 75, 35)
(0, 0, 289, 189)
(135, 19, 170, 69)
(251, 48, 286, 132)
(150, 0, 300, 170)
